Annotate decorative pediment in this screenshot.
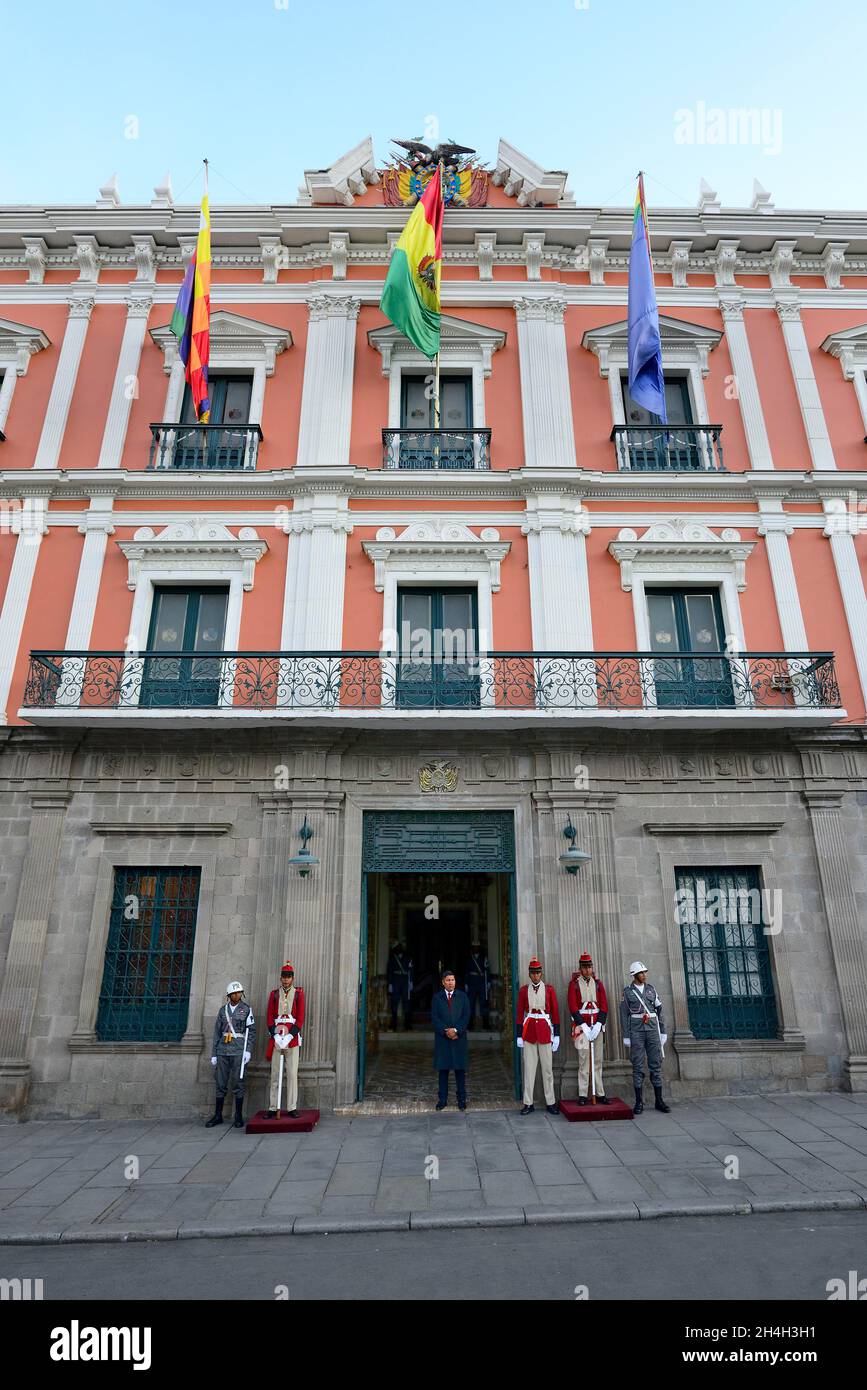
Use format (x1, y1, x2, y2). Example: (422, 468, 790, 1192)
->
(491, 140, 572, 208)
(299, 136, 379, 206)
(582, 315, 723, 377)
(117, 519, 267, 591)
(362, 521, 510, 592)
(368, 314, 505, 375)
(150, 311, 291, 373)
(820, 323, 867, 378)
(609, 519, 753, 592)
(0, 316, 50, 373)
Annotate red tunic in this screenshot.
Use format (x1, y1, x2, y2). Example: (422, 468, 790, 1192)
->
(265, 986, 305, 1061)
(516, 982, 559, 1044)
(567, 973, 609, 1026)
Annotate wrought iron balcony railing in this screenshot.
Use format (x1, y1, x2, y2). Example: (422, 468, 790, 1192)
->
(611, 424, 725, 472)
(382, 428, 491, 471)
(148, 422, 263, 471)
(24, 650, 840, 714)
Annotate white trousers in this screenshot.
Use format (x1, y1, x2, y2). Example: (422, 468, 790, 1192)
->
(522, 1041, 555, 1106)
(269, 1046, 299, 1111)
(574, 1031, 605, 1097)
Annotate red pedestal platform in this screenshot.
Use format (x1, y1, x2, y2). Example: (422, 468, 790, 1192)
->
(246, 1109, 320, 1134)
(559, 1097, 633, 1122)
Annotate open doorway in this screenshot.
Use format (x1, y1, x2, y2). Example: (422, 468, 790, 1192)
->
(360, 870, 517, 1105)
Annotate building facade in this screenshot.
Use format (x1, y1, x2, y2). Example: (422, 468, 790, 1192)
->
(1, 137, 866, 1120)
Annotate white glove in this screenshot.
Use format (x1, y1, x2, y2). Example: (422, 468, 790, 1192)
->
(580, 1023, 592, 1040)
(588, 1022, 602, 1042)
(517, 1038, 524, 1049)
(624, 1039, 631, 1048)
(210, 1056, 217, 1066)
(243, 1051, 251, 1066)
(660, 1034, 667, 1046)
(274, 1032, 290, 1050)
(387, 984, 393, 994)
(551, 1036, 560, 1053)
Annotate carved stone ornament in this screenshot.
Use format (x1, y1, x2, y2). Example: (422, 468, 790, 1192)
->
(418, 759, 460, 794)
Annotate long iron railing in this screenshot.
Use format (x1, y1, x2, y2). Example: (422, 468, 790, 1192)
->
(148, 422, 263, 470)
(611, 424, 725, 472)
(23, 650, 841, 713)
(382, 428, 492, 470)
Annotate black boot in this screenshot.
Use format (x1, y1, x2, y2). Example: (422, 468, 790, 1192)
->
(633, 1087, 644, 1115)
(654, 1085, 671, 1113)
(205, 1097, 224, 1128)
(233, 1097, 244, 1128)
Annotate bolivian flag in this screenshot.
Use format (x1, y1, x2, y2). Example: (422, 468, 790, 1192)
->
(380, 171, 443, 358)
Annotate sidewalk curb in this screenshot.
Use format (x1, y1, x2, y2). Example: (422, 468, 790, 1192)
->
(1, 1191, 863, 1245)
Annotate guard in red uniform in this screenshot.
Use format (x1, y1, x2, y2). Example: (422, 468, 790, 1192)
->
(265, 962, 304, 1118)
(516, 957, 560, 1115)
(567, 951, 610, 1104)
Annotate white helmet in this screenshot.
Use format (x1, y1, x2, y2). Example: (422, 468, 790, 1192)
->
(629, 961, 648, 977)
(226, 980, 244, 994)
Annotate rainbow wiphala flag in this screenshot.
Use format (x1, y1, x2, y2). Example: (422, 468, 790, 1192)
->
(170, 169, 211, 421)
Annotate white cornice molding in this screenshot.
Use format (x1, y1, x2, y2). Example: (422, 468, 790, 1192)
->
(363, 519, 510, 592)
(149, 309, 292, 374)
(117, 518, 267, 590)
(609, 519, 754, 592)
(820, 322, 867, 378)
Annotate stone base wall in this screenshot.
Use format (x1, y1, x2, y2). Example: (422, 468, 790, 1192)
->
(1, 724, 865, 1118)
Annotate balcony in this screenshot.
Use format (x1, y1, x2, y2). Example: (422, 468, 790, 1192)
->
(382, 428, 491, 471)
(22, 650, 842, 731)
(612, 424, 724, 472)
(148, 422, 263, 471)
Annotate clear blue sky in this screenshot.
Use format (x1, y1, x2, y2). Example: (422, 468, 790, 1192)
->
(4, 0, 865, 211)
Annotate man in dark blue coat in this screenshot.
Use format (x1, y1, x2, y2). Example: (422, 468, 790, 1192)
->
(431, 968, 470, 1111)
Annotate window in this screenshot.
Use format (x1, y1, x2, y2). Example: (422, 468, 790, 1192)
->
(622, 375, 693, 427)
(176, 374, 253, 468)
(398, 373, 474, 468)
(620, 374, 709, 470)
(646, 587, 733, 708)
(140, 586, 229, 708)
(396, 587, 478, 708)
(676, 867, 778, 1039)
(96, 868, 201, 1041)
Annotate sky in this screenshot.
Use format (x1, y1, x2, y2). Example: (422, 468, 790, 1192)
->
(3, 0, 865, 212)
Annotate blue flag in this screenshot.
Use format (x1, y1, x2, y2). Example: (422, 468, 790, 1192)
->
(627, 174, 666, 422)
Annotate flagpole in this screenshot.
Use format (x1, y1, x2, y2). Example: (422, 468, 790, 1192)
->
(433, 161, 443, 465)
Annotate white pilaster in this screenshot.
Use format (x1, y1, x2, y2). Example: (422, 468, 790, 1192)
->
(0, 365, 17, 435)
(0, 502, 48, 723)
(55, 499, 116, 707)
(718, 295, 773, 471)
(296, 296, 360, 469)
(514, 296, 577, 469)
(756, 501, 808, 649)
(33, 296, 94, 470)
(522, 495, 592, 649)
(775, 296, 836, 471)
(823, 500, 867, 709)
(96, 295, 152, 469)
(281, 494, 353, 649)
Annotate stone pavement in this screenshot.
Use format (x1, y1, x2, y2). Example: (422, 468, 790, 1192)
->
(1, 1091, 867, 1244)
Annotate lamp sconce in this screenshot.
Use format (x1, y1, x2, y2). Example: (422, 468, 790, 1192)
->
(559, 814, 591, 875)
(288, 815, 319, 878)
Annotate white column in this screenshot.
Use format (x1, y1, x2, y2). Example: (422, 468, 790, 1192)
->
(775, 297, 836, 471)
(522, 494, 594, 708)
(33, 296, 94, 470)
(718, 295, 773, 470)
(0, 501, 48, 723)
(756, 503, 808, 649)
(296, 295, 360, 469)
(162, 353, 185, 421)
(514, 296, 577, 469)
(96, 294, 153, 469)
(279, 495, 352, 707)
(54, 499, 116, 707)
(823, 499, 867, 709)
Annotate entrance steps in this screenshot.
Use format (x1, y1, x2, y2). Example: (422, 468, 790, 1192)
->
(336, 1098, 514, 1116)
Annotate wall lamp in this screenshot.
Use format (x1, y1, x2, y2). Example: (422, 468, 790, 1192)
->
(288, 815, 319, 878)
(559, 814, 592, 875)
